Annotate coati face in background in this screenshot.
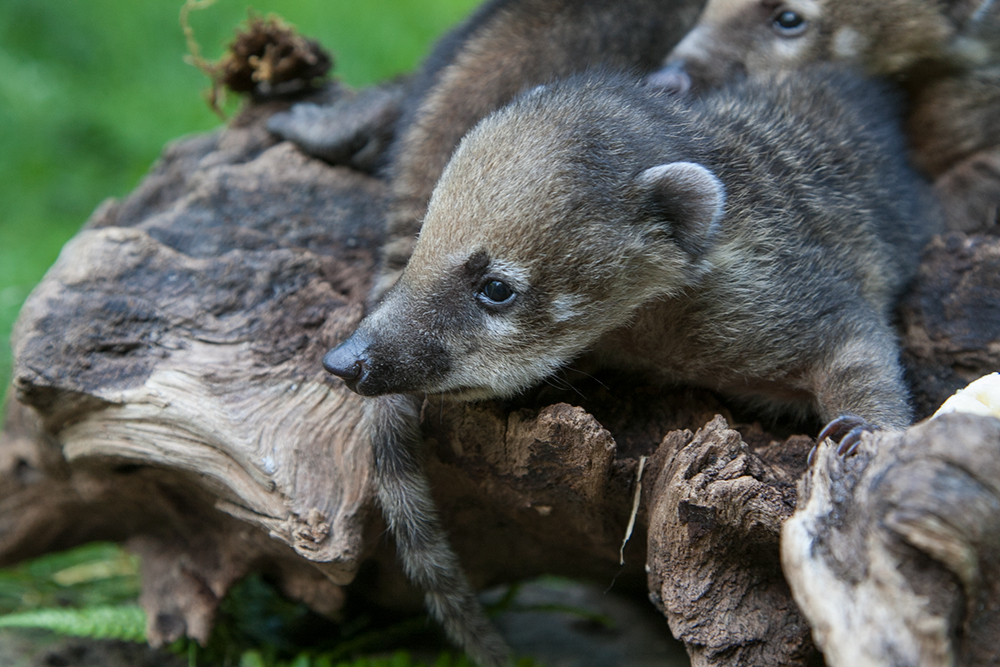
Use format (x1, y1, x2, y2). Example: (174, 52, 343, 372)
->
(650, 0, 823, 92)
(324, 91, 724, 400)
(650, 0, 956, 93)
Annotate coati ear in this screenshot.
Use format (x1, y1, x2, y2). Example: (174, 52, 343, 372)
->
(635, 162, 725, 257)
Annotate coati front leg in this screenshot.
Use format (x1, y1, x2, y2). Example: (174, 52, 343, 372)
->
(365, 394, 511, 667)
(808, 320, 913, 457)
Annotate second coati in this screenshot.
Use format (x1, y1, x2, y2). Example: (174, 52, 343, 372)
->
(323, 68, 943, 664)
(649, 0, 1000, 232)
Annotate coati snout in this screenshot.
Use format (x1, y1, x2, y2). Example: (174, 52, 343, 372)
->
(322, 323, 451, 397)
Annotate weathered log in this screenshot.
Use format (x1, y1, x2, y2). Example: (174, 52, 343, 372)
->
(784, 412, 1000, 667)
(3, 95, 384, 644)
(900, 232, 1000, 419)
(2, 81, 1000, 666)
(645, 418, 817, 666)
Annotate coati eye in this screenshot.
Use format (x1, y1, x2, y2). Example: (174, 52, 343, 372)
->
(772, 9, 807, 36)
(479, 279, 515, 305)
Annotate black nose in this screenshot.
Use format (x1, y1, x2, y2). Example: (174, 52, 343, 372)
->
(323, 333, 369, 386)
(646, 62, 692, 96)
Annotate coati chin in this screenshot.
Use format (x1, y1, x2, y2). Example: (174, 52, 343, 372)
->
(323, 68, 943, 665)
(649, 0, 1000, 232)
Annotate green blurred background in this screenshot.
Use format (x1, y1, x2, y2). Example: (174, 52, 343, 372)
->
(0, 0, 478, 418)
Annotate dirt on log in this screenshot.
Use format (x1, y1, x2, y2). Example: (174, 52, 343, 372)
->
(2, 83, 1000, 666)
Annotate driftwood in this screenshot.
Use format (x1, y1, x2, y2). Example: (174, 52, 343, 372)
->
(2, 80, 1000, 667)
(785, 412, 1000, 667)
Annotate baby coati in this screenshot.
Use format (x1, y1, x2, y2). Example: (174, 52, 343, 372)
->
(649, 0, 1000, 232)
(373, 0, 707, 301)
(323, 68, 942, 664)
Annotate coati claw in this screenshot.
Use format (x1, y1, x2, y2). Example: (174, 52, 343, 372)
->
(816, 415, 875, 458)
(836, 425, 872, 457)
(817, 414, 865, 443)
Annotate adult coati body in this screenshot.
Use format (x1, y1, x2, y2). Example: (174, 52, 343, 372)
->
(324, 68, 942, 664)
(650, 0, 1000, 232)
(376, 0, 707, 301)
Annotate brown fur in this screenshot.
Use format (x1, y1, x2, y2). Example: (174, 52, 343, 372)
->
(654, 0, 1000, 232)
(376, 0, 707, 301)
(325, 5, 705, 661)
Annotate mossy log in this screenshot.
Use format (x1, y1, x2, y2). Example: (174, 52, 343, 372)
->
(2, 84, 1000, 666)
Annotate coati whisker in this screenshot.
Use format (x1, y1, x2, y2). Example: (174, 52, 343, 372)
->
(563, 365, 611, 392)
(541, 372, 588, 400)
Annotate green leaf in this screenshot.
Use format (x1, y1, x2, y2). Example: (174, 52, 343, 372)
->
(0, 542, 141, 615)
(240, 649, 268, 667)
(0, 604, 146, 642)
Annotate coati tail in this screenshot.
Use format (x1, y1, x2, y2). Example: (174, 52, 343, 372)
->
(365, 394, 511, 667)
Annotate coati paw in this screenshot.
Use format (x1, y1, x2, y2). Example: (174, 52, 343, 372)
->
(816, 415, 876, 459)
(266, 84, 404, 172)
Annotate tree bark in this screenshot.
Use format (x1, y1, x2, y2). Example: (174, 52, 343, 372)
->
(2, 85, 1000, 665)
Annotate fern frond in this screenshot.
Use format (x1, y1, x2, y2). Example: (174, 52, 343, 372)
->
(0, 603, 146, 642)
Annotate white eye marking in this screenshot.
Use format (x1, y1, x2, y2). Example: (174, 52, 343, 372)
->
(483, 316, 519, 337)
(551, 294, 586, 322)
(487, 258, 531, 289)
(773, 35, 811, 59)
(833, 27, 865, 59)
